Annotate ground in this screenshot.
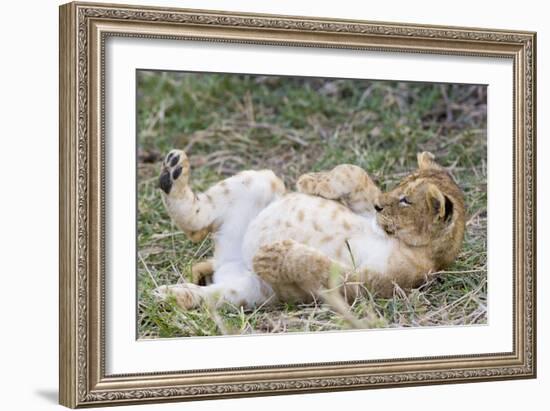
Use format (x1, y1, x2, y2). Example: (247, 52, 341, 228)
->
(136, 71, 487, 338)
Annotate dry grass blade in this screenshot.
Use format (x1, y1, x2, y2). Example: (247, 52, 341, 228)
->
(138, 252, 159, 289)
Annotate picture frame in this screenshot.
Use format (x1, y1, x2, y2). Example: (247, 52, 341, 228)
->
(59, 1, 536, 408)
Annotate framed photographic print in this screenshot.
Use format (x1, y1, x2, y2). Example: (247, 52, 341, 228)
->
(59, 1, 537, 408)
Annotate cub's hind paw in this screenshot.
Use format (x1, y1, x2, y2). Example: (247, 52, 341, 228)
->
(153, 283, 203, 310)
(191, 260, 215, 286)
(159, 149, 190, 195)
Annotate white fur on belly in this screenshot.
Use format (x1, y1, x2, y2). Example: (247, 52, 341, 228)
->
(241, 193, 395, 273)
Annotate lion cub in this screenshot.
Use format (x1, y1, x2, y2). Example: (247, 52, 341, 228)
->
(155, 150, 465, 309)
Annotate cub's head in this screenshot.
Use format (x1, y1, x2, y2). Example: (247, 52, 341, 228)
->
(375, 152, 465, 269)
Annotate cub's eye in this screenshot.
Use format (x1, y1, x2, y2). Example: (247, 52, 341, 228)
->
(399, 196, 412, 206)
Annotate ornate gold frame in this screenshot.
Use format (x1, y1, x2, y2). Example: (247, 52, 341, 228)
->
(59, 1, 536, 408)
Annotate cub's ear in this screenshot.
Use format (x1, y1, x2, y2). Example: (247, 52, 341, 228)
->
(425, 184, 453, 222)
(417, 151, 442, 170)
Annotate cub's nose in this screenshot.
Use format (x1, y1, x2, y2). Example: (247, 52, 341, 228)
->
(374, 204, 383, 212)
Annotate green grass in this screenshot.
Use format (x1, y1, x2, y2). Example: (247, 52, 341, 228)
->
(137, 71, 487, 338)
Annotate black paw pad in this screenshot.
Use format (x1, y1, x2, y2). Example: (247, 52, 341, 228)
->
(172, 165, 182, 180)
(170, 154, 180, 167)
(159, 170, 172, 194)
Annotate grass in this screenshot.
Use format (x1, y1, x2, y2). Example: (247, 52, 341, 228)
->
(136, 71, 487, 338)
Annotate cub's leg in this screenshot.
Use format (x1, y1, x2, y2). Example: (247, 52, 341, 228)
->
(253, 240, 334, 289)
(252, 240, 396, 300)
(154, 283, 204, 310)
(296, 164, 381, 215)
(252, 240, 361, 301)
(159, 149, 218, 242)
(155, 262, 275, 309)
(159, 149, 286, 243)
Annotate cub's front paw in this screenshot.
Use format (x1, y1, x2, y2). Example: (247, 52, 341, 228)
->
(153, 283, 203, 310)
(296, 173, 317, 194)
(159, 149, 190, 195)
(296, 172, 333, 198)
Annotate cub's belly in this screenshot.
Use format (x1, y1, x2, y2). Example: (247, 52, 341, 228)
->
(241, 193, 374, 269)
